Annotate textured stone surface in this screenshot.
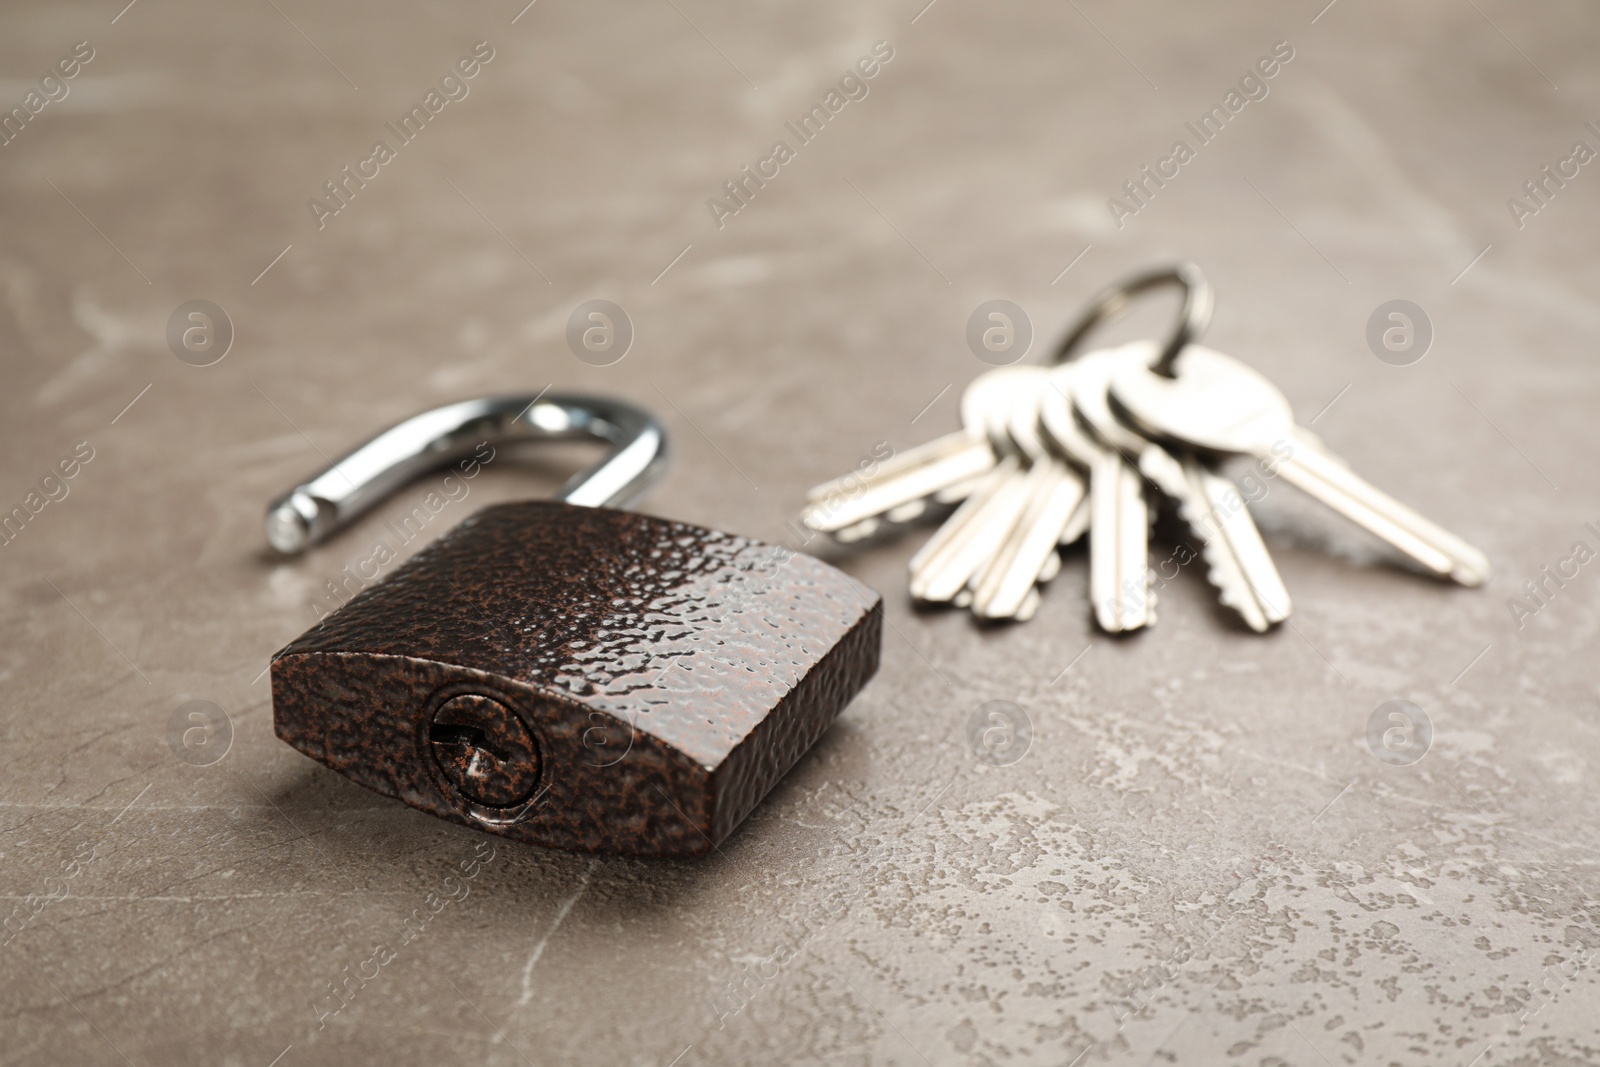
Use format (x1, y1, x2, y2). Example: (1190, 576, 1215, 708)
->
(3, 1, 1599, 1065)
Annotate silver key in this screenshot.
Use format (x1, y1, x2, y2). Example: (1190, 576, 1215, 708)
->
(969, 375, 1089, 621)
(1040, 363, 1154, 633)
(909, 370, 1043, 604)
(800, 369, 1016, 536)
(1109, 345, 1491, 586)
(907, 454, 1022, 601)
(1071, 344, 1290, 632)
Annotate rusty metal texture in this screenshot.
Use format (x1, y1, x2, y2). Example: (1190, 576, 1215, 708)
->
(271, 501, 883, 856)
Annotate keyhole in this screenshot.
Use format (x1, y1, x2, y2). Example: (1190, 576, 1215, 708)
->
(427, 694, 540, 809)
(428, 721, 511, 763)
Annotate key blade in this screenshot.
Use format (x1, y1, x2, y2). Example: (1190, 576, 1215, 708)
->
(908, 456, 1018, 587)
(1060, 494, 1091, 545)
(885, 500, 930, 524)
(1275, 433, 1483, 584)
(1135, 443, 1189, 501)
(1114, 459, 1155, 631)
(1090, 454, 1154, 632)
(801, 440, 996, 533)
(1283, 432, 1489, 586)
(936, 473, 988, 504)
(1113, 344, 1491, 588)
(973, 463, 1086, 619)
(1182, 458, 1291, 630)
(804, 430, 970, 503)
(913, 464, 1034, 603)
(833, 518, 880, 543)
(968, 462, 1057, 617)
(924, 370, 1055, 609)
(1085, 345, 1282, 629)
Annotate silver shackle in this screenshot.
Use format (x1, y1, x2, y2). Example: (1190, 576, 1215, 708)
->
(264, 393, 669, 555)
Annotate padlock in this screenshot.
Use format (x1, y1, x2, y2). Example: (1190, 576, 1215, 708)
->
(265, 394, 882, 857)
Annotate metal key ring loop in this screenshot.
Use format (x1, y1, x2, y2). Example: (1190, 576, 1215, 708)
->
(1049, 262, 1214, 376)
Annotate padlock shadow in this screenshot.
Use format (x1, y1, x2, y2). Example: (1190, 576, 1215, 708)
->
(259, 709, 871, 918)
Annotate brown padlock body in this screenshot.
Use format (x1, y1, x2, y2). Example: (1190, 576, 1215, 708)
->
(271, 501, 882, 857)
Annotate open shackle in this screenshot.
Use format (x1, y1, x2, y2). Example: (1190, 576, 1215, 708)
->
(264, 393, 669, 554)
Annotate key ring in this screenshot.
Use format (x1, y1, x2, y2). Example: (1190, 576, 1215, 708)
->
(1049, 261, 1214, 377)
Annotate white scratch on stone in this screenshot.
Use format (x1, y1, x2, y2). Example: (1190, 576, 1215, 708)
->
(111, 781, 153, 824)
(516, 859, 595, 1006)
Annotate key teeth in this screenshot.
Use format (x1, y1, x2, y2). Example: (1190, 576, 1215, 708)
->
(1175, 483, 1277, 633)
(1202, 555, 1234, 600)
(1199, 532, 1282, 632)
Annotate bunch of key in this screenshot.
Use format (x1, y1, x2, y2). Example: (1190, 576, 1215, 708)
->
(799, 266, 1489, 632)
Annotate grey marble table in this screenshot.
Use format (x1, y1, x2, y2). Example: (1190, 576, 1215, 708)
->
(2, 1, 1597, 1064)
